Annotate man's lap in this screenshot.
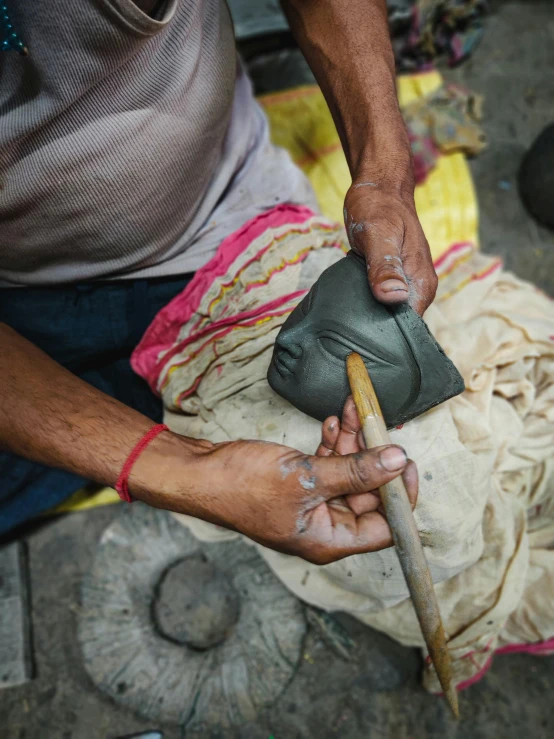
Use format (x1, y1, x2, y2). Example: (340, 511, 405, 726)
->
(0, 274, 191, 536)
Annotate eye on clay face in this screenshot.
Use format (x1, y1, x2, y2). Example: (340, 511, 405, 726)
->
(268, 251, 465, 427)
(276, 257, 407, 368)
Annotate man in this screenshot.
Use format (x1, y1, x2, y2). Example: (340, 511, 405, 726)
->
(0, 0, 435, 560)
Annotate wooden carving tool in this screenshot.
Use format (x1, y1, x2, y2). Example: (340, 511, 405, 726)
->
(346, 352, 459, 719)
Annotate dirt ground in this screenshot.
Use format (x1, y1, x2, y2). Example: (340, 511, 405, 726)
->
(1, 2, 553, 737)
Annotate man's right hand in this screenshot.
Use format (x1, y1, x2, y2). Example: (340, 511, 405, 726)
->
(134, 425, 417, 565)
(1, 324, 417, 563)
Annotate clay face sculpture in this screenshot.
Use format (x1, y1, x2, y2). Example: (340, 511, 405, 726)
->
(268, 251, 464, 427)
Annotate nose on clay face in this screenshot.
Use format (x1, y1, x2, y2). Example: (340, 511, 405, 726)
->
(280, 340, 303, 359)
(277, 327, 304, 358)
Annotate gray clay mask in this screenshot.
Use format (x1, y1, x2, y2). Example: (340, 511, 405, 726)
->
(267, 251, 464, 427)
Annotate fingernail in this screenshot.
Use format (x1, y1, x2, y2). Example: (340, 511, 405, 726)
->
(380, 279, 409, 293)
(379, 446, 407, 471)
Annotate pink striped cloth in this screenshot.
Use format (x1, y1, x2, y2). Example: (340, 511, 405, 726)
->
(132, 204, 348, 411)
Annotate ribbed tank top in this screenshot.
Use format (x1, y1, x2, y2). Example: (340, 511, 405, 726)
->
(0, 0, 308, 286)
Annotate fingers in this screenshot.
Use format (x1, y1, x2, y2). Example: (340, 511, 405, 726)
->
(317, 397, 362, 457)
(343, 184, 438, 316)
(344, 490, 381, 515)
(300, 504, 394, 564)
(344, 459, 418, 514)
(326, 502, 394, 552)
(340, 396, 360, 432)
(348, 509, 394, 552)
(308, 444, 408, 501)
(409, 267, 438, 316)
(366, 232, 437, 316)
(363, 226, 437, 315)
(334, 396, 362, 455)
(316, 416, 340, 456)
(298, 463, 419, 563)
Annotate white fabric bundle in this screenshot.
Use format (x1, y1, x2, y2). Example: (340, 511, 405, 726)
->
(133, 210, 554, 690)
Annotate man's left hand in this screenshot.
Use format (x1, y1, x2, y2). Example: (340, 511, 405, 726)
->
(344, 179, 438, 316)
(281, 0, 437, 315)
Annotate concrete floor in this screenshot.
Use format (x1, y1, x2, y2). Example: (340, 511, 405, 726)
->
(1, 2, 553, 737)
(449, 0, 554, 297)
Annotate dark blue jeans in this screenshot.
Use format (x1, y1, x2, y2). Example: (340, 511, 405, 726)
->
(0, 274, 192, 536)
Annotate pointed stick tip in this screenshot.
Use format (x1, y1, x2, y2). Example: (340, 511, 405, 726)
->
(445, 683, 459, 719)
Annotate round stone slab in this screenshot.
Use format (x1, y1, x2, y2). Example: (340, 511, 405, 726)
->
(153, 556, 242, 650)
(78, 504, 306, 731)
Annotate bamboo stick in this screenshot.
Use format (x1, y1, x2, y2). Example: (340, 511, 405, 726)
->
(346, 352, 459, 719)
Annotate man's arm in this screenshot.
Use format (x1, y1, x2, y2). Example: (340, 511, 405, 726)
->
(0, 324, 417, 563)
(280, 0, 438, 315)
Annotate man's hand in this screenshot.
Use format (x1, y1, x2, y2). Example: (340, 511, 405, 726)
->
(344, 180, 437, 316)
(316, 395, 418, 535)
(1, 325, 419, 563)
(136, 415, 417, 565)
(281, 0, 438, 315)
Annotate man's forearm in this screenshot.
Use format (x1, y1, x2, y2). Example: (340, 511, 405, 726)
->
(0, 325, 418, 563)
(0, 323, 198, 504)
(281, 0, 412, 190)
(283, 0, 438, 315)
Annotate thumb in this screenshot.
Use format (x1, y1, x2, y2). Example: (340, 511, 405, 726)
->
(308, 445, 408, 501)
(363, 220, 410, 306)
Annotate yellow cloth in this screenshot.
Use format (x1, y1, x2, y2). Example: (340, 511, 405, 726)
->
(52, 485, 119, 513)
(54, 71, 480, 514)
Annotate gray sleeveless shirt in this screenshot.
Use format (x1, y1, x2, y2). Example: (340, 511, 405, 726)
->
(0, 0, 315, 286)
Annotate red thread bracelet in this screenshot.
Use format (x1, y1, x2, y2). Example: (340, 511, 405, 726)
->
(115, 424, 169, 503)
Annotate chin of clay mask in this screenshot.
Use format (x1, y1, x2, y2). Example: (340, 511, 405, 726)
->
(267, 251, 464, 427)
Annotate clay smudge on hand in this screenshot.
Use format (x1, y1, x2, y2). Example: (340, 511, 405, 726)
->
(296, 491, 326, 536)
(365, 253, 408, 296)
(345, 215, 367, 245)
(407, 275, 425, 310)
(281, 457, 314, 482)
(279, 458, 325, 532)
(343, 206, 378, 247)
(280, 460, 297, 479)
(299, 474, 316, 490)
(296, 460, 317, 492)
(381, 253, 407, 277)
(352, 181, 378, 189)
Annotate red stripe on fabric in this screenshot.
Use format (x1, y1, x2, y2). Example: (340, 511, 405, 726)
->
(432, 656, 494, 696)
(473, 261, 503, 281)
(131, 204, 317, 386)
(162, 302, 304, 398)
(433, 241, 475, 270)
(432, 636, 554, 696)
(455, 656, 494, 692)
(496, 637, 554, 656)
